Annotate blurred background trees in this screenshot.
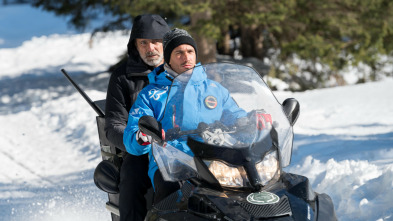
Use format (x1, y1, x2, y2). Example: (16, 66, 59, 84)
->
(12, 0, 393, 90)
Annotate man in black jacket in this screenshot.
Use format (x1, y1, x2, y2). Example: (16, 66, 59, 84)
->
(104, 14, 170, 221)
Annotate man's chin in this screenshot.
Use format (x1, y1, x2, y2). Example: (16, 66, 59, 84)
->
(145, 59, 162, 67)
(178, 67, 194, 74)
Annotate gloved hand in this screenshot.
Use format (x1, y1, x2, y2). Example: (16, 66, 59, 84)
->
(250, 110, 272, 130)
(211, 120, 228, 130)
(235, 117, 249, 128)
(136, 130, 152, 146)
(236, 110, 273, 131)
(255, 112, 272, 130)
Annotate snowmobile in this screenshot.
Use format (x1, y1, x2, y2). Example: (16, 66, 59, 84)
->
(61, 62, 337, 221)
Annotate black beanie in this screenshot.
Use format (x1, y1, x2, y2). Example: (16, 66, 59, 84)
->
(163, 28, 198, 64)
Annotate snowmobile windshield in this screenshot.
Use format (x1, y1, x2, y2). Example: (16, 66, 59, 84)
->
(152, 63, 293, 182)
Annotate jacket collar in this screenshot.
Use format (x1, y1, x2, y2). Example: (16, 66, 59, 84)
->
(147, 63, 205, 86)
(147, 64, 173, 86)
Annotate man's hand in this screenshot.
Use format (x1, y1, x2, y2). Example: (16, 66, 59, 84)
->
(136, 130, 152, 145)
(236, 110, 273, 131)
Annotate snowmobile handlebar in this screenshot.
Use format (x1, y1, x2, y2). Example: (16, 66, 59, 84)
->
(164, 121, 237, 141)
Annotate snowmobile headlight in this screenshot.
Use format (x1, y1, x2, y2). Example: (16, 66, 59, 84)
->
(255, 150, 279, 185)
(207, 160, 247, 187)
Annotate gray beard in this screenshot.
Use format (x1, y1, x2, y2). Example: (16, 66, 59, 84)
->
(142, 53, 163, 67)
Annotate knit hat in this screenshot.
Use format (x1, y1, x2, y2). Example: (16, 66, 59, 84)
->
(163, 28, 198, 64)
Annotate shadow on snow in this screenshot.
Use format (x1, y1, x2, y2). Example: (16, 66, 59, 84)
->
(0, 67, 111, 115)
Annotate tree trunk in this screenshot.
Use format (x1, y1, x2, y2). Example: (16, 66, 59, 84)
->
(240, 25, 264, 59)
(190, 12, 217, 64)
(217, 29, 231, 56)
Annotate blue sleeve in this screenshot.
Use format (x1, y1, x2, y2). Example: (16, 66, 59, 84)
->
(123, 90, 155, 156)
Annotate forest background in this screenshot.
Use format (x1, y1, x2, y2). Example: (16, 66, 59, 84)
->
(5, 0, 392, 91)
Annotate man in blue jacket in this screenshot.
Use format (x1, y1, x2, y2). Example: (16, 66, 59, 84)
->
(123, 28, 246, 203)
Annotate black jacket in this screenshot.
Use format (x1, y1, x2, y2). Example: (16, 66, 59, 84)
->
(104, 14, 170, 151)
(104, 61, 151, 151)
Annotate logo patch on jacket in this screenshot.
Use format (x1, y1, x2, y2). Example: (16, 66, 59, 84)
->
(209, 82, 217, 87)
(204, 95, 218, 109)
(148, 86, 168, 100)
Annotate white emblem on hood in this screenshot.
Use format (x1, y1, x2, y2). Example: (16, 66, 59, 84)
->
(246, 191, 280, 205)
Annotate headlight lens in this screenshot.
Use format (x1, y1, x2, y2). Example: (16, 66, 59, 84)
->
(207, 150, 279, 188)
(207, 161, 246, 187)
(255, 150, 279, 185)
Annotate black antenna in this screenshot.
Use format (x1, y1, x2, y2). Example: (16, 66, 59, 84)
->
(61, 69, 105, 117)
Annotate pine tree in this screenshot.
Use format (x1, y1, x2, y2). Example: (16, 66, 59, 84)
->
(32, 0, 393, 90)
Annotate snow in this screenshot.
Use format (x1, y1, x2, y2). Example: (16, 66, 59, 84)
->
(1, 4, 393, 221)
(275, 82, 393, 220)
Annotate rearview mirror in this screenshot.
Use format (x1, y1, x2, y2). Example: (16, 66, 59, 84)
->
(282, 98, 300, 126)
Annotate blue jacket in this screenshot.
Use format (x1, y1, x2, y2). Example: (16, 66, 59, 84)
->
(123, 64, 246, 187)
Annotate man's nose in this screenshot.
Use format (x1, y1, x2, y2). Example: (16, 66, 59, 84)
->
(147, 42, 155, 51)
(183, 53, 191, 62)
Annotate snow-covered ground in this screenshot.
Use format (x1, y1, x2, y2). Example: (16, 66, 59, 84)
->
(1, 4, 393, 221)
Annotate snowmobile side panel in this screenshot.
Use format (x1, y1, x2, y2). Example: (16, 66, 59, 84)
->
(316, 193, 337, 221)
(96, 116, 122, 160)
(282, 172, 316, 202)
(94, 99, 106, 115)
(96, 116, 121, 220)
